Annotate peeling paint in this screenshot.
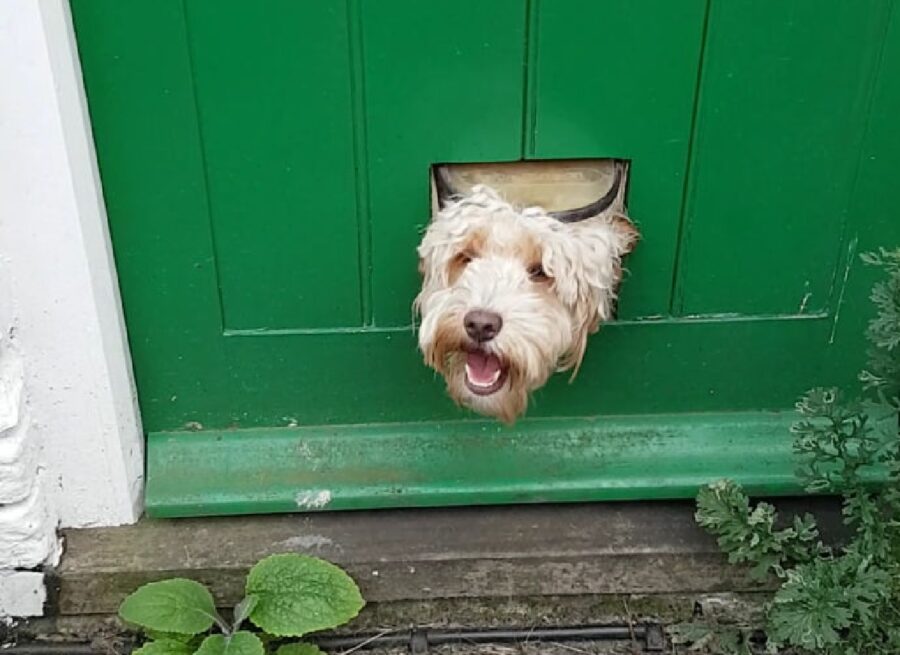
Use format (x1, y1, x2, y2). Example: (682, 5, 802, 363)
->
(294, 490, 332, 509)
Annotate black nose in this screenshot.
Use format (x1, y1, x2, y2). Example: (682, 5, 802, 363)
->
(464, 310, 503, 342)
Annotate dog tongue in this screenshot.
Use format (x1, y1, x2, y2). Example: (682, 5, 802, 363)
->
(466, 351, 502, 384)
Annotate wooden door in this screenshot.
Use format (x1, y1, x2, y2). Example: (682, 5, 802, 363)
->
(71, 0, 900, 516)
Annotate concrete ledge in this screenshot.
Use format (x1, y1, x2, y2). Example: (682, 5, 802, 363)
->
(55, 498, 843, 619)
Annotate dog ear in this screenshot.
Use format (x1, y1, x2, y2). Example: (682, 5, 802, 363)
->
(414, 234, 445, 318)
(544, 221, 628, 376)
(609, 213, 640, 256)
(414, 213, 467, 318)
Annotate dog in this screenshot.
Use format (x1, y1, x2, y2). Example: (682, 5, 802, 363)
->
(415, 173, 638, 423)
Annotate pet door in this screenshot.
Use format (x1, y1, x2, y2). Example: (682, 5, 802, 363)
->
(432, 159, 629, 223)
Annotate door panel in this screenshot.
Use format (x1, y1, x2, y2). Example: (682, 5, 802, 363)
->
(218, 317, 845, 427)
(185, 0, 363, 330)
(72, 0, 530, 430)
(70, 0, 231, 429)
(825, 4, 900, 381)
(674, 0, 892, 316)
(362, 0, 528, 326)
(530, 0, 708, 318)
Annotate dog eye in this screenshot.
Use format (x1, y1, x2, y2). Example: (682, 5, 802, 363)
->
(528, 263, 549, 281)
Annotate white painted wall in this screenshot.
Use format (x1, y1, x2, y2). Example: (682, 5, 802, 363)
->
(0, 0, 145, 614)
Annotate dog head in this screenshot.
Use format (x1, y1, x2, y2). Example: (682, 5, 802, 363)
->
(415, 185, 637, 422)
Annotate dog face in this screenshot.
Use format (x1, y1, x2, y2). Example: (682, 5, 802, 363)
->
(415, 185, 637, 422)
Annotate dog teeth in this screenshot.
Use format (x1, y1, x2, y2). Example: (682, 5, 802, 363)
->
(465, 365, 501, 388)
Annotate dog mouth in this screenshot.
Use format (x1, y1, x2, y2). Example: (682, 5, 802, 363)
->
(464, 349, 508, 396)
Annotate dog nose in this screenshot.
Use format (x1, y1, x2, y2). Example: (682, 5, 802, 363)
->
(464, 310, 503, 342)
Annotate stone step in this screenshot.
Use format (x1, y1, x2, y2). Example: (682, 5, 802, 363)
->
(54, 498, 842, 622)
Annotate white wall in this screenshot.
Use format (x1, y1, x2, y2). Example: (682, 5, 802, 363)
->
(0, 0, 145, 614)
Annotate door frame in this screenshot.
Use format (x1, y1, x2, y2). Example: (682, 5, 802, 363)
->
(0, 0, 143, 534)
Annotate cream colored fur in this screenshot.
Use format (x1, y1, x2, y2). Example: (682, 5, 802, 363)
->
(415, 185, 637, 422)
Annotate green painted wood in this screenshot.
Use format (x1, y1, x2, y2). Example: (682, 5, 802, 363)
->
(674, 0, 892, 316)
(71, 0, 900, 516)
(146, 412, 807, 517)
(70, 0, 232, 432)
(212, 317, 852, 427)
(362, 0, 528, 326)
(529, 0, 708, 319)
(825, 1, 900, 381)
(184, 0, 363, 330)
(71, 0, 529, 432)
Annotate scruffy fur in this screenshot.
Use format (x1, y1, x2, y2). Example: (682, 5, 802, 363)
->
(415, 185, 638, 422)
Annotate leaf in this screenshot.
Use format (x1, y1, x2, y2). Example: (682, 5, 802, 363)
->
(143, 630, 195, 644)
(275, 644, 325, 655)
(693, 250, 900, 653)
(233, 595, 259, 630)
(695, 480, 819, 580)
(247, 553, 364, 637)
(133, 640, 195, 655)
(668, 622, 754, 655)
(669, 622, 715, 645)
(194, 631, 265, 655)
(767, 553, 891, 652)
(119, 579, 218, 635)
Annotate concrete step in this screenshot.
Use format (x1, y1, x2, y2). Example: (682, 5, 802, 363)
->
(52, 498, 843, 625)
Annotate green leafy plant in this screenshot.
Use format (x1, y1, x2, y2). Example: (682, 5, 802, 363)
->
(120, 554, 364, 655)
(670, 621, 765, 655)
(689, 248, 900, 655)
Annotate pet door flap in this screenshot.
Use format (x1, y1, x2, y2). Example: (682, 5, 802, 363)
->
(433, 159, 628, 223)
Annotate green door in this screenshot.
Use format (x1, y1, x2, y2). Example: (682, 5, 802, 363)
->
(71, 0, 900, 517)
